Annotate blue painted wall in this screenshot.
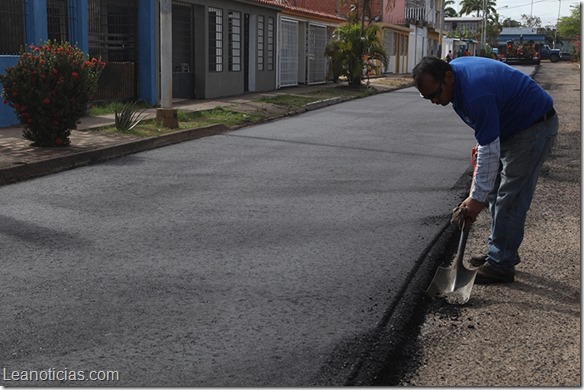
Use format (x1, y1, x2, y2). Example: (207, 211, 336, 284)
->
(0, 56, 20, 126)
(25, 0, 48, 46)
(137, 0, 157, 106)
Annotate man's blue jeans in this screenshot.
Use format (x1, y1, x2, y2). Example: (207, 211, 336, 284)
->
(486, 113, 559, 272)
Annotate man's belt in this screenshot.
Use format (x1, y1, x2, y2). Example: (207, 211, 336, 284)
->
(533, 107, 556, 125)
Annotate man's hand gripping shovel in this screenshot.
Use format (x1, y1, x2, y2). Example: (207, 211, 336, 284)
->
(427, 146, 479, 304)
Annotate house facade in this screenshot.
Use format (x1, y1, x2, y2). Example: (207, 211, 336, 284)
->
(0, 0, 351, 128)
(179, 0, 282, 99)
(276, 5, 344, 87)
(383, 0, 445, 72)
(0, 0, 436, 129)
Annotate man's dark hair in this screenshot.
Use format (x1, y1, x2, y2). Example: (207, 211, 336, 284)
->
(412, 56, 452, 86)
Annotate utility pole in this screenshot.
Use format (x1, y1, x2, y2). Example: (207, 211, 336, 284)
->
(482, 0, 487, 47)
(554, 0, 561, 48)
(157, 0, 178, 128)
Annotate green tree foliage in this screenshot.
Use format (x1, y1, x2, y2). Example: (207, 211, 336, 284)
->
(557, 4, 581, 38)
(520, 14, 542, 27)
(501, 17, 521, 28)
(444, 0, 458, 17)
(326, 23, 388, 86)
(459, 0, 496, 17)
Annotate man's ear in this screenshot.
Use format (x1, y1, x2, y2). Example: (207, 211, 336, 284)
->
(444, 70, 454, 84)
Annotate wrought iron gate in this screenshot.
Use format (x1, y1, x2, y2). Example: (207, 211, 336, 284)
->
(47, 0, 69, 43)
(88, 0, 137, 101)
(307, 24, 326, 85)
(279, 18, 298, 87)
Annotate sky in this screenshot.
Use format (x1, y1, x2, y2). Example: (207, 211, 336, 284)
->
(455, 0, 581, 27)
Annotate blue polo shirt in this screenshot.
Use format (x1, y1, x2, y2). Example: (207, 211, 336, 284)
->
(450, 57, 553, 146)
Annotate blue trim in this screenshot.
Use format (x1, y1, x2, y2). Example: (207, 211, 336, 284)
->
(25, 0, 48, 46)
(137, 0, 157, 106)
(70, 0, 89, 52)
(0, 56, 20, 127)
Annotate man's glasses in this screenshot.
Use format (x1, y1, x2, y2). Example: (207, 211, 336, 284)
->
(420, 80, 443, 100)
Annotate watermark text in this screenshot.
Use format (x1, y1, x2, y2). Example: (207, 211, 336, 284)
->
(2, 367, 120, 383)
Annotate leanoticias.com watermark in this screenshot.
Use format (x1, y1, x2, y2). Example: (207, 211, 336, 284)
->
(1, 367, 120, 383)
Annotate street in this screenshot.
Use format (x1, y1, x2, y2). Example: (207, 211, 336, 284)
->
(0, 87, 475, 386)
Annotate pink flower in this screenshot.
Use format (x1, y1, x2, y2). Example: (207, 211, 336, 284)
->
(71, 71, 79, 79)
(43, 98, 51, 104)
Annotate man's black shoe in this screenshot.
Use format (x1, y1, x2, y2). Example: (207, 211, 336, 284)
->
(474, 263, 515, 284)
(469, 255, 488, 267)
(469, 253, 521, 267)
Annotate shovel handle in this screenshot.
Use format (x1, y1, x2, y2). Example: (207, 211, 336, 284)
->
(454, 221, 471, 267)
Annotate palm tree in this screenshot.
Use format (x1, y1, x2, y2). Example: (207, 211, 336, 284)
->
(339, 0, 375, 25)
(459, 0, 497, 18)
(444, 0, 458, 17)
(326, 23, 388, 86)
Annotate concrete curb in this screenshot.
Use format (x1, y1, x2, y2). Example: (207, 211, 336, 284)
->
(305, 97, 343, 111)
(0, 124, 228, 186)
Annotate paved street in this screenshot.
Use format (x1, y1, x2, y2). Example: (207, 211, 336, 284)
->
(1, 87, 476, 386)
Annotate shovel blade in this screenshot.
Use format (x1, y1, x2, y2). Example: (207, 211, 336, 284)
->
(427, 264, 478, 304)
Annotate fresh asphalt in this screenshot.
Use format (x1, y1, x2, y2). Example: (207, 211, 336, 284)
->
(2, 87, 478, 386)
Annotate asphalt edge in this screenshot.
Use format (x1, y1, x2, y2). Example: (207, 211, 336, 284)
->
(341, 168, 473, 386)
(0, 124, 229, 186)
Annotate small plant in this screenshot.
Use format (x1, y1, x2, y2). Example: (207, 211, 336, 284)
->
(0, 40, 105, 146)
(114, 101, 148, 132)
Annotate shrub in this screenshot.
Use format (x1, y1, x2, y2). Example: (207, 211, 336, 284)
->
(0, 40, 105, 147)
(114, 101, 148, 132)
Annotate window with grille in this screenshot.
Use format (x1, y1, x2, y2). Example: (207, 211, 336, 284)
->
(0, 0, 25, 55)
(47, 0, 69, 43)
(267, 17, 274, 71)
(257, 15, 264, 71)
(208, 7, 223, 72)
(228, 10, 241, 72)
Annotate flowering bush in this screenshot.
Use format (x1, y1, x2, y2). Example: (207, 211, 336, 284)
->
(0, 41, 105, 146)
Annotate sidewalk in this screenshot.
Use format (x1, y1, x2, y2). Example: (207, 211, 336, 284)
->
(0, 76, 411, 185)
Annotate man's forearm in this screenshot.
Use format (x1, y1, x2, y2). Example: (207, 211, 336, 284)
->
(470, 138, 500, 203)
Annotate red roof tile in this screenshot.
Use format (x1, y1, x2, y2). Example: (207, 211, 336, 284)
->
(249, 0, 346, 23)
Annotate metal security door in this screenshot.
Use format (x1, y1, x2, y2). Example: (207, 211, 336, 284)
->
(172, 1, 194, 98)
(279, 18, 298, 87)
(307, 24, 326, 84)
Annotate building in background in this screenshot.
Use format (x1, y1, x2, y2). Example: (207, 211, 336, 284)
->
(383, 0, 445, 72)
(0, 0, 435, 128)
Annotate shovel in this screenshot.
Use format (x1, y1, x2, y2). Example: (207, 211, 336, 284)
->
(427, 219, 477, 304)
